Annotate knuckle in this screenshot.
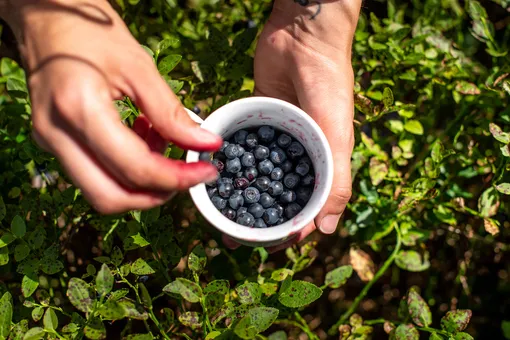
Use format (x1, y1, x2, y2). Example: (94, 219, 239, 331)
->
(331, 186, 352, 204)
(91, 194, 122, 215)
(124, 165, 152, 188)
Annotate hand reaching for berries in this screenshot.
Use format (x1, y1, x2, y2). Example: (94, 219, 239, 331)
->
(223, 0, 363, 252)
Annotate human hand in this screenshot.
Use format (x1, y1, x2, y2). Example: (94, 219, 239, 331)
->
(223, 0, 362, 252)
(8, 0, 222, 214)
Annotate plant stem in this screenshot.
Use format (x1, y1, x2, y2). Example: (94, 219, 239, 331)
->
(364, 319, 449, 336)
(294, 312, 319, 340)
(327, 223, 402, 336)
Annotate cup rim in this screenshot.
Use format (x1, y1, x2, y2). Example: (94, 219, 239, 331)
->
(186, 97, 334, 244)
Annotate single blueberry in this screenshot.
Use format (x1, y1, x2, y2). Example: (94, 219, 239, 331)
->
(218, 182, 234, 198)
(237, 212, 255, 227)
(235, 171, 244, 178)
(234, 189, 243, 196)
(237, 207, 248, 215)
(229, 193, 244, 210)
(259, 193, 275, 208)
(287, 141, 305, 159)
(207, 187, 218, 198)
(270, 147, 287, 164)
(296, 186, 313, 206)
(217, 177, 233, 185)
(295, 161, 310, 176)
(268, 181, 284, 196)
(248, 203, 265, 218)
(138, 276, 149, 283)
(268, 141, 278, 150)
(263, 208, 280, 225)
(254, 176, 271, 192)
(258, 159, 274, 175)
(220, 141, 229, 152)
(270, 167, 284, 181)
(301, 174, 315, 187)
(246, 133, 258, 149)
(211, 159, 224, 172)
(280, 190, 296, 204)
(237, 145, 246, 156)
(192, 105, 201, 114)
(280, 160, 293, 173)
(241, 152, 256, 167)
(283, 173, 300, 189)
(226, 158, 242, 174)
(272, 203, 284, 217)
(258, 125, 275, 143)
(221, 208, 236, 220)
(244, 167, 258, 181)
(247, 20, 257, 29)
(277, 217, 287, 225)
(211, 195, 227, 210)
(277, 134, 292, 148)
(243, 187, 261, 204)
(254, 145, 270, 160)
(199, 152, 211, 162)
(234, 177, 250, 190)
(235, 130, 248, 145)
(254, 218, 267, 228)
(299, 156, 312, 166)
(224, 144, 239, 159)
(285, 203, 302, 219)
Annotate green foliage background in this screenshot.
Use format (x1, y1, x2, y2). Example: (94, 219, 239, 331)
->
(0, 0, 509, 339)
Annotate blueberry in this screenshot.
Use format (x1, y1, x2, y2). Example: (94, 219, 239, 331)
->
(258, 125, 275, 143)
(244, 167, 258, 181)
(259, 193, 275, 208)
(218, 182, 234, 198)
(192, 105, 201, 114)
(281, 160, 293, 173)
(254, 145, 270, 160)
(235, 171, 244, 178)
(277, 134, 292, 148)
(224, 144, 239, 159)
(254, 218, 267, 228)
(234, 189, 243, 196)
(301, 174, 315, 186)
(247, 20, 257, 29)
(237, 207, 248, 215)
(248, 203, 265, 218)
(212, 159, 224, 172)
(299, 156, 312, 166)
(199, 152, 211, 161)
(237, 212, 255, 227)
(287, 141, 305, 159)
(226, 158, 242, 174)
(211, 195, 227, 210)
(258, 159, 274, 175)
(221, 208, 236, 220)
(234, 177, 250, 190)
(138, 276, 149, 283)
(283, 173, 300, 189)
(229, 193, 244, 210)
(270, 167, 284, 181)
(272, 203, 284, 217)
(207, 187, 218, 198)
(254, 176, 271, 192)
(268, 141, 278, 150)
(246, 133, 258, 149)
(277, 217, 287, 225)
(237, 145, 246, 156)
(280, 190, 296, 204)
(243, 187, 261, 204)
(285, 203, 302, 219)
(217, 177, 233, 185)
(241, 152, 256, 167)
(296, 186, 313, 206)
(270, 147, 287, 164)
(295, 161, 310, 176)
(235, 130, 248, 145)
(220, 141, 229, 152)
(263, 208, 280, 225)
(268, 181, 284, 196)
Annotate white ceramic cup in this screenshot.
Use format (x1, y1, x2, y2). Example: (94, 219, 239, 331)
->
(185, 97, 334, 248)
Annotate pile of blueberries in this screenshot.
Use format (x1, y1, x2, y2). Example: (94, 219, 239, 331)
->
(200, 125, 315, 228)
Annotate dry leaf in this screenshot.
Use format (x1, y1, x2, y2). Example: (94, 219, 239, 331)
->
(349, 247, 375, 282)
(484, 219, 499, 236)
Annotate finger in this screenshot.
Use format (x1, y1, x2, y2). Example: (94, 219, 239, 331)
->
(133, 115, 168, 153)
(267, 223, 316, 254)
(125, 58, 223, 152)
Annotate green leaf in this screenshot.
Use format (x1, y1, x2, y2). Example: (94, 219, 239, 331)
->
(130, 258, 156, 275)
(23, 327, 45, 340)
(11, 215, 26, 238)
(441, 309, 472, 333)
(179, 311, 201, 329)
(0, 292, 13, 338)
(188, 244, 207, 274)
(496, 183, 510, 195)
(393, 324, 419, 340)
(325, 265, 353, 288)
(163, 278, 202, 303)
(83, 317, 106, 340)
(407, 287, 432, 327)
(268, 331, 288, 340)
(97, 301, 127, 320)
(0, 232, 15, 248)
(455, 81, 481, 95)
(278, 280, 322, 308)
(489, 123, 510, 144)
(67, 278, 93, 313)
(139, 283, 152, 308)
(0, 247, 9, 266)
(271, 269, 294, 282)
(62, 323, 79, 333)
(31, 307, 44, 322)
(234, 307, 279, 339)
(478, 187, 499, 217)
(126, 334, 154, 340)
(204, 280, 229, 314)
(123, 233, 150, 251)
(454, 332, 474, 340)
(396, 250, 430, 272)
(22, 272, 39, 298)
(96, 264, 114, 296)
(117, 299, 148, 320)
(404, 120, 424, 135)
(108, 289, 129, 301)
(233, 27, 258, 52)
(502, 320, 510, 340)
(43, 308, 58, 331)
(235, 282, 262, 305)
(111, 246, 124, 267)
(429, 332, 442, 340)
(157, 54, 182, 75)
(383, 87, 394, 108)
(0, 196, 5, 222)
(157, 38, 179, 54)
(15, 244, 30, 262)
(40, 260, 64, 275)
(369, 158, 388, 186)
(11, 319, 28, 339)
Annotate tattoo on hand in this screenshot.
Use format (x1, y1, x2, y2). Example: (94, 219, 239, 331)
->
(293, 0, 321, 20)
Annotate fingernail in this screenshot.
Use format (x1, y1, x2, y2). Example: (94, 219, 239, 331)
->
(194, 127, 222, 145)
(319, 214, 340, 234)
